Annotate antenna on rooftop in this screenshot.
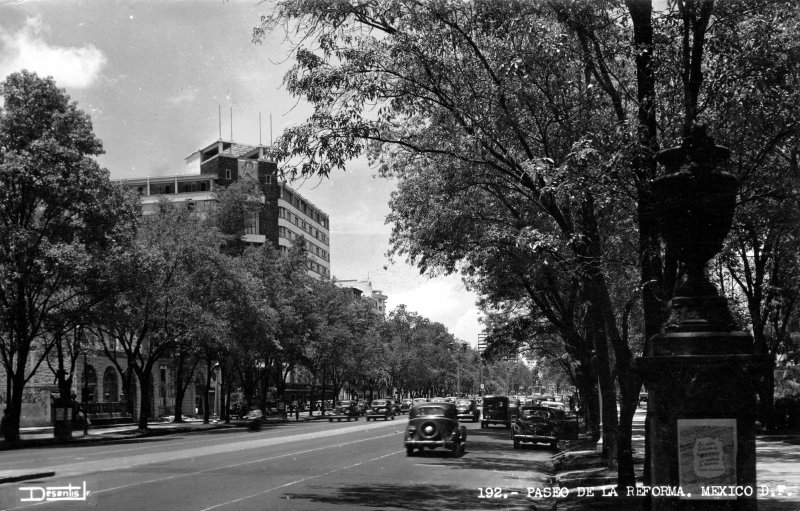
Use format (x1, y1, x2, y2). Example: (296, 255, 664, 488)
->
(230, 107, 233, 141)
(218, 104, 222, 140)
(259, 112, 262, 146)
(270, 113, 274, 147)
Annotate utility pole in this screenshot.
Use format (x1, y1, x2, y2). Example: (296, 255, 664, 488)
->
(82, 352, 89, 436)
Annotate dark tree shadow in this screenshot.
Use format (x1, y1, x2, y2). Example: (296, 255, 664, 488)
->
(284, 483, 538, 510)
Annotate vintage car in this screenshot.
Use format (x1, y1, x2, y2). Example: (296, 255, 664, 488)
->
(511, 405, 562, 450)
(540, 400, 566, 413)
(387, 398, 402, 415)
(400, 399, 413, 413)
(366, 399, 395, 421)
(405, 402, 467, 457)
(481, 395, 512, 428)
(327, 400, 360, 422)
(454, 398, 480, 422)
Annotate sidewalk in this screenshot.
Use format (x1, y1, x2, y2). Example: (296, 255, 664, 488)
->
(549, 406, 647, 509)
(548, 406, 800, 510)
(0, 413, 326, 485)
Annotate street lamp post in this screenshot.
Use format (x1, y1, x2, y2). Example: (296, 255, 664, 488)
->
(82, 352, 89, 436)
(637, 125, 770, 510)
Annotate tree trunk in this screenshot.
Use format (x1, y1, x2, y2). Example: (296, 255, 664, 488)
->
(4, 370, 26, 444)
(203, 358, 213, 424)
(137, 369, 153, 430)
(616, 372, 642, 490)
(173, 352, 186, 423)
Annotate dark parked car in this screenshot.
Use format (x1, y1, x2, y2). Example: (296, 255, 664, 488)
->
(454, 398, 480, 422)
(511, 405, 562, 450)
(481, 395, 512, 428)
(405, 402, 467, 457)
(328, 400, 360, 422)
(508, 396, 521, 419)
(366, 399, 395, 421)
(387, 398, 402, 415)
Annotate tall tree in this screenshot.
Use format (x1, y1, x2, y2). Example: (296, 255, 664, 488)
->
(95, 203, 223, 429)
(0, 71, 137, 442)
(257, 0, 800, 486)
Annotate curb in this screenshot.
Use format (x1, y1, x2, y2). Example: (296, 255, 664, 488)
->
(2, 415, 331, 451)
(0, 471, 56, 485)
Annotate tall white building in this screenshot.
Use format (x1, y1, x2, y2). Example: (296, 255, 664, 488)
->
(117, 139, 331, 279)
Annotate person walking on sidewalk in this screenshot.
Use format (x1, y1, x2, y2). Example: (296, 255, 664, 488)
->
(1, 408, 11, 441)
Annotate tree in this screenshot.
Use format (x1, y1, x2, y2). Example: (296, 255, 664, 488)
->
(257, 0, 800, 487)
(0, 71, 137, 442)
(95, 203, 223, 429)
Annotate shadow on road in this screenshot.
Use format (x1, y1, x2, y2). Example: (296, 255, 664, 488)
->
(284, 483, 532, 510)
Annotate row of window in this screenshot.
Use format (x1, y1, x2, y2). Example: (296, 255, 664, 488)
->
(278, 226, 329, 261)
(281, 188, 329, 228)
(223, 168, 274, 185)
(278, 207, 329, 243)
(278, 246, 330, 277)
(131, 180, 212, 196)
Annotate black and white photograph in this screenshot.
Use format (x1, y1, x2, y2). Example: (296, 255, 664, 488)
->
(0, 1, 798, 510)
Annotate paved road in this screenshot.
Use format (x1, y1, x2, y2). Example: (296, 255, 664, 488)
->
(0, 418, 556, 511)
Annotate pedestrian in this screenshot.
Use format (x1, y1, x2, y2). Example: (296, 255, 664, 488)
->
(1, 408, 10, 441)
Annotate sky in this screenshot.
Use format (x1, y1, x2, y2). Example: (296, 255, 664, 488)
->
(0, 0, 484, 345)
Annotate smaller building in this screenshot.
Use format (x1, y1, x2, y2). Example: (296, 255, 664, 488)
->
(334, 279, 388, 316)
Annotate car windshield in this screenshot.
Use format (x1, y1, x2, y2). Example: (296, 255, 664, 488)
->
(336, 401, 351, 407)
(521, 408, 554, 419)
(456, 399, 471, 405)
(415, 406, 446, 416)
(371, 400, 387, 406)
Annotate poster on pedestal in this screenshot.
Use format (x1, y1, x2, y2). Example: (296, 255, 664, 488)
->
(677, 418, 737, 500)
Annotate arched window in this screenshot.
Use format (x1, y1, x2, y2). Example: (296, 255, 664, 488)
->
(83, 364, 97, 402)
(103, 367, 118, 402)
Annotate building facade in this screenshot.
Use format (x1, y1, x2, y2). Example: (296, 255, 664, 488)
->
(118, 140, 331, 279)
(334, 279, 388, 316)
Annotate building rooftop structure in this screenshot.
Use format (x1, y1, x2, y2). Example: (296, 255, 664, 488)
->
(116, 139, 331, 280)
(334, 279, 388, 316)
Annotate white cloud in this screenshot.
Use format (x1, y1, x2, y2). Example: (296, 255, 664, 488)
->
(386, 276, 484, 345)
(0, 16, 106, 88)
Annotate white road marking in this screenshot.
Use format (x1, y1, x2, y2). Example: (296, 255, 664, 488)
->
(3, 431, 403, 510)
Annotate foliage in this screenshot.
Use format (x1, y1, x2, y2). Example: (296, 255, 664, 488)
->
(0, 71, 138, 441)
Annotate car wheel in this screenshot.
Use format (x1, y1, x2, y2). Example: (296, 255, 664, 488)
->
(451, 441, 461, 457)
(328, 418, 332, 422)
(513, 438, 520, 449)
(406, 446, 415, 456)
(551, 440, 558, 450)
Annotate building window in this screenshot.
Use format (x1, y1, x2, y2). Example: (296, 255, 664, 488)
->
(245, 213, 259, 235)
(187, 202, 196, 211)
(225, 168, 232, 180)
(103, 367, 118, 402)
